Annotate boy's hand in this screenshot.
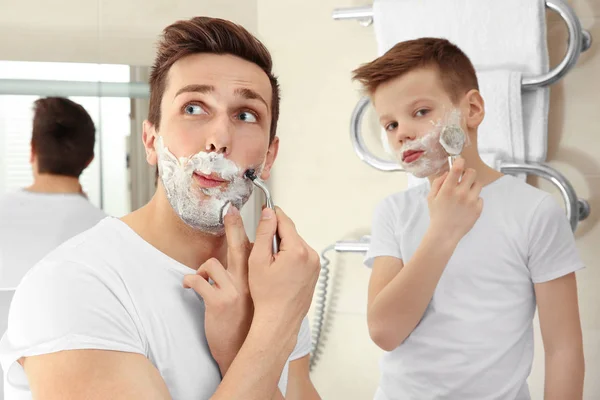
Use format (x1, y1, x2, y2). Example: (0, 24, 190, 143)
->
(427, 157, 483, 243)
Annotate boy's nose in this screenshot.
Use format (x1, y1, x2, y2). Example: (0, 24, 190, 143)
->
(392, 126, 417, 147)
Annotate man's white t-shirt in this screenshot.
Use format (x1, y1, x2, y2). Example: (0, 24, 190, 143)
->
(0, 190, 106, 288)
(0, 217, 311, 400)
(365, 175, 584, 400)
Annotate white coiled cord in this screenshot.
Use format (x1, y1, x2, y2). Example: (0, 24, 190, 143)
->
(310, 244, 335, 371)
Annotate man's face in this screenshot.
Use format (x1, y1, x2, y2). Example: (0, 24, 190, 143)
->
(372, 67, 466, 179)
(143, 53, 278, 235)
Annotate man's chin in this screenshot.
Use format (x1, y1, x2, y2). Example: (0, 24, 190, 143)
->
(179, 213, 226, 236)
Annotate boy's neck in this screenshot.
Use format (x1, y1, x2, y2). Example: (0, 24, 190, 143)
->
(427, 152, 504, 188)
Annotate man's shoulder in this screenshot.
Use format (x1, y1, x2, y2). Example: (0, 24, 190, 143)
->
(0, 190, 26, 206)
(25, 218, 121, 280)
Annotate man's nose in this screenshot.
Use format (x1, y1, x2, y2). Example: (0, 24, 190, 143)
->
(203, 114, 233, 155)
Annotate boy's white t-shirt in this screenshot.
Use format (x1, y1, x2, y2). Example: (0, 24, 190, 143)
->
(0, 217, 311, 400)
(0, 190, 107, 288)
(365, 175, 584, 400)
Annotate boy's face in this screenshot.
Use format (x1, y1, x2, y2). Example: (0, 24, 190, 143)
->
(372, 67, 465, 179)
(143, 53, 278, 235)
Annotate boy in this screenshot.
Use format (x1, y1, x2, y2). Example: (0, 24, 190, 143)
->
(353, 38, 585, 400)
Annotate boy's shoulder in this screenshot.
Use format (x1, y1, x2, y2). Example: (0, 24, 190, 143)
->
(377, 182, 430, 209)
(372, 183, 430, 225)
(487, 175, 552, 208)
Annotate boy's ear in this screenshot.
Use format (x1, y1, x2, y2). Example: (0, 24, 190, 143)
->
(464, 89, 485, 130)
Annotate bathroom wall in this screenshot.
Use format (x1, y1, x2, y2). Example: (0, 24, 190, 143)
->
(0, 0, 257, 65)
(257, 0, 600, 398)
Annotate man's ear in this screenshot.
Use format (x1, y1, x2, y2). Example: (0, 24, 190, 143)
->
(463, 89, 485, 130)
(259, 137, 279, 180)
(143, 120, 158, 165)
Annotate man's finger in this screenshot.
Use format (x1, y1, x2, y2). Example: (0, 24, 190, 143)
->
(223, 205, 250, 276)
(183, 274, 214, 301)
(198, 258, 233, 289)
(250, 207, 277, 267)
(272, 207, 301, 251)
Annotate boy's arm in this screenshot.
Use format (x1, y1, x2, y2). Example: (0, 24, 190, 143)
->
(535, 272, 584, 400)
(367, 160, 482, 351)
(367, 231, 458, 350)
(526, 194, 586, 400)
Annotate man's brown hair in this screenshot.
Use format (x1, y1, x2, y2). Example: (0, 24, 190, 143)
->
(31, 97, 95, 177)
(352, 38, 479, 103)
(148, 16, 280, 143)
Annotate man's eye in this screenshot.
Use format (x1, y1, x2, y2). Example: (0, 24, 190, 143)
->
(184, 104, 205, 115)
(237, 111, 257, 123)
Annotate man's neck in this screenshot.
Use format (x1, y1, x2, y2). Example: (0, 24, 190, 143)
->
(27, 174, 84, 194)
(121, 193, 227, 271)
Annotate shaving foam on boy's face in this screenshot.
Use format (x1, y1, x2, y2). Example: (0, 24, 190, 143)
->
(392, 107, 470, 178)
(155, 136, 261, 235)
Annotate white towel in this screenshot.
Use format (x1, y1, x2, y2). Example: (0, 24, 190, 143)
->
(373, 0, 549, 72)
(373, 0, 550, 187)
(477, 70, 526, 164)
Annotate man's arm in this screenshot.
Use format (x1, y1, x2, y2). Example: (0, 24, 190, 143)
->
(213, 314, 298, 400)
(535, 272, 584, 400)
(21, 318, 304, 400)
(283, 355, 320, 400)
(21, 350, 172, 400)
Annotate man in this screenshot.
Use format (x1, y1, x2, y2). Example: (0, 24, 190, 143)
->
(0, 97, 106, 288)
(0, 17, 321, 399)
(354, 38, 584, 399)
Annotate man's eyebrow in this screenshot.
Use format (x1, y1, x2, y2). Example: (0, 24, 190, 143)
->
(174, 84, 215, 98)
(234, 88, 269, 111)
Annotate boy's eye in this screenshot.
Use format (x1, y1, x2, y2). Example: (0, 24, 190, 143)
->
(385, 122, 398, 132)
(415, 109, 430, 117)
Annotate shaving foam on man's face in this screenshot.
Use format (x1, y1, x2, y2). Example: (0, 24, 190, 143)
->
(155, 136, 261, 235)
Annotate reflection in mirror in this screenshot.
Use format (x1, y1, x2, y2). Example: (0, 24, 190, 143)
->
(0, 61, 152, 217)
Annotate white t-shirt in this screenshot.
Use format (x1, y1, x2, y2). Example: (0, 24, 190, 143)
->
(0, 217, 311, 400)
(0, 190, 106, 288)
(365, 175, 584, 400)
